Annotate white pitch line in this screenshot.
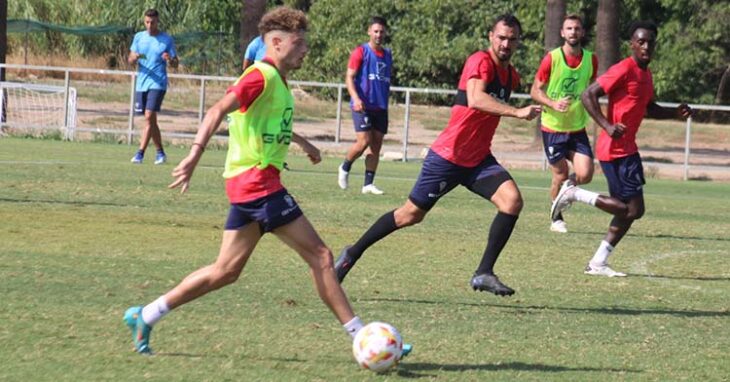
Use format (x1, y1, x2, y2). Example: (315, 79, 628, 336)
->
(629, 250, 728, 293)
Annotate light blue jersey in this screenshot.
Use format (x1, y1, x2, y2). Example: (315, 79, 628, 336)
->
(130, 31, 177, 91)
(244, 35, 267, 61)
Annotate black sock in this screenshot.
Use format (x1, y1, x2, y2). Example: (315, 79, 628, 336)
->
(475, 212, 519, 275)
(553, 212, 564, 222)
(350, 210, 399, 260)
(364, 170, 375, 186)
(342, 160, 353, 172)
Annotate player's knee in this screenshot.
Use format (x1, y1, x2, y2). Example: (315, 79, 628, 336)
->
(212, 266, 241, 287)
(508, 195, 524, 215)
(627, 207, 645, 221)
(309, 246, 335, 271)
(575, 172, 593, 184)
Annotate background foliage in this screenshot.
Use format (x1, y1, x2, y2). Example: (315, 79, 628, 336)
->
(7, 0, 730, 104)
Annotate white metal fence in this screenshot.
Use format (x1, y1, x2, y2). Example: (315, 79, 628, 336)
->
(2, 63, 729, 181)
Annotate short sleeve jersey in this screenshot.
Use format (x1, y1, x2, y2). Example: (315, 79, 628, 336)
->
(130, 31, 176, 91)
(595, 57, 655, 161)
(244, 35, 267, 61)
(430, 50, 520, 167)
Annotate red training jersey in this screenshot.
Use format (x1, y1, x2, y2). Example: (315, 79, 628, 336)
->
(595, 56, 654, 161)
(430, 50, 520, 167)
(224, 58, 285, 203)
(348, 45, 386, 71)
(534, 49, 599, 83)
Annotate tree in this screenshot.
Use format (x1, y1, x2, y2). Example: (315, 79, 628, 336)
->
(596, 0, 620, 74)
(544, 0, 566, 52)
(240, 0, 266, 57)
(1, 0, 7, 126)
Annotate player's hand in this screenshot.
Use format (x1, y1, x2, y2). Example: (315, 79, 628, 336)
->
(130, 52, 140, 63)
(516, 105, 542, 121)
(168, 152, 202, 194)
(552, 97, 571, 112)
(605, 123, 626, 138)
(303, 145, 321, 164)
(352, 99, 364, 112)
(162, 52, 170, 62)
(677, 103, 693, 119)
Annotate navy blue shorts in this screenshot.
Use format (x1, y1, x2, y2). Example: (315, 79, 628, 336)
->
(352, 109, 388, 134)
(224, 189, 303, 233)
(542, 129, 593, 164)
(134, 89, 166, 115)
(600, 153, 645, 201)
(408, 150, 513, 211)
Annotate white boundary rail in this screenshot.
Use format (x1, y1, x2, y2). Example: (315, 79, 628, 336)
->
(2, 63, 729, 181)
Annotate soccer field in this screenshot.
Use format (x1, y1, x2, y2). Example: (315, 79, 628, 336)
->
(1, 138, 728, 381)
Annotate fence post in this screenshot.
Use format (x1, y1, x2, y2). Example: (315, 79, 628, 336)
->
(127, 73, 136, 145)
(63, 70, 71, 140)
(683, 116, 692, 181)
(335, 84, 342, 144)
(402, 90, 411, 162)
(198, 78, 206, 123)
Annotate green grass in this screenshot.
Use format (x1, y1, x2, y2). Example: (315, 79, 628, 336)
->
(1, 138, 728, 381)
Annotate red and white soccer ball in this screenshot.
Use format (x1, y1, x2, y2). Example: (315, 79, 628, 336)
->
(352, 321, 403, 372)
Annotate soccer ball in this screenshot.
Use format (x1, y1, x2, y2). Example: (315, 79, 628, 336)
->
(352, 321, 403, 372)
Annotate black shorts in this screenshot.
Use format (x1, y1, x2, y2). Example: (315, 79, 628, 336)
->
(352, 109, 388, 134)
(224, 189, 303, 233)
(408, 150, 513, 211)
(542, 129, 593, 164)
(600, 153, 645, 201)
(134, 89, 166, 115)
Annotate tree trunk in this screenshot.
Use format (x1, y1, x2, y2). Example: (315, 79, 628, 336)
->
(240, 0, 266, 57)
(537, 0, 566, 142)
(596, 0, 620, 75)
(712, 65, 730, 123)
(1, 0, 8, 125)
(544, 0, 566, 52)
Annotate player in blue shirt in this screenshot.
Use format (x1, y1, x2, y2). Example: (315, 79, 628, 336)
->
(338, 16, 392, 195)
(128, 9, 178, 165)
(242, 35, 267, 71)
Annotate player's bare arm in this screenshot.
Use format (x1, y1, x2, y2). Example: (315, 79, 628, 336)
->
(530, 78, 570, 112)
(582, 82, 625, 138)
(646, 101, 692, 120)
(292, 132, 321, 164)
(467, 78, 540, 120)
(345, 68, 364, 112)
(169, 92, 241, 193)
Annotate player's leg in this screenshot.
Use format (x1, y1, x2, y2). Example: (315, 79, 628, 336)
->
(543, 130, 571, 232)
(335, 149, 458, 282)
(567, 130, 595, 185)
(551, 157, 628, 220)
(467, 157, 520, 296)
(362, 111, 387, 194)
(147, 90, 166, 164)
(125, 222, 261, 354)
(273, 215, 357, 325)
(130, 91, 147, 163)
(339, 111, 372, 189)
(585, 154, 646, 277)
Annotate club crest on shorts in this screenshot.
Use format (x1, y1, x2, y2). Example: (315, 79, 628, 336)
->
(284, 194, 294, 207)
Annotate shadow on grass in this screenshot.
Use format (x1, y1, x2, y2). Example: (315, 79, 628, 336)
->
(360, 298, 730, 318)
(627, 273, 730, 281)
(0, 197, 126, 208)
(567, 229, 730, 243)
(395, 361, 641, 378)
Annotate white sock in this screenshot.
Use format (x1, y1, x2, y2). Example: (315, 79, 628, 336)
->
(141, 296, 170, 326)
(590, 240, 614, 266)
(344, 316, 364, 338)
(573, 187, 599, 206)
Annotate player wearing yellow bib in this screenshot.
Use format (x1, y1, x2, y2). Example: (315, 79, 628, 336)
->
(122, 7, 413, 357)
(530, 14, 598, 233)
